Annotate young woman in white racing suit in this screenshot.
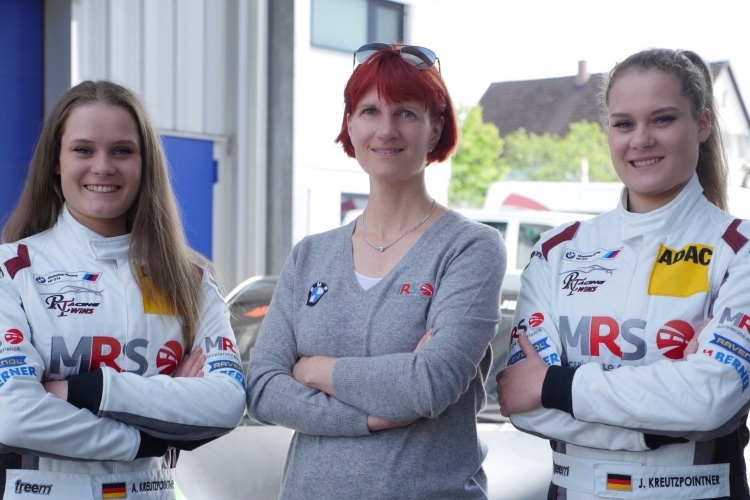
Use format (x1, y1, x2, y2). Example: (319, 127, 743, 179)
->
(0, 80, 245, 499)
(497, 48, 750, 499)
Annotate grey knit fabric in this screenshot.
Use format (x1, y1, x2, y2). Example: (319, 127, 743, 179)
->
(246, 210, 506, 499)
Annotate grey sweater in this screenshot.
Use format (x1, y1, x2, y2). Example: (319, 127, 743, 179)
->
(246, 210, 506, 499)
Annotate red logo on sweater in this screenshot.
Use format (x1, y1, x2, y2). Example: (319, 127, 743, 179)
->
(397, 283, 435, 296)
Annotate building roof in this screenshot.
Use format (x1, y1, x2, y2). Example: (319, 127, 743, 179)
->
(479, 60, 750, 136)
(479, 62, 603, 136)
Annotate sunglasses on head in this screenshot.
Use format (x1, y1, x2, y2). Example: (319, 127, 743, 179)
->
(353, 43, 440, 73)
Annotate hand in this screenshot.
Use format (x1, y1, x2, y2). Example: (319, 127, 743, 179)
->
(496, 333, 548, 417)
(173, 347, 205, 378)
(367, 414, 418, 432)
(682, 337, 699, 360)
(43, 380, 69, 400)
(682, 317, 710, 360)
(414, 328, 435, 353)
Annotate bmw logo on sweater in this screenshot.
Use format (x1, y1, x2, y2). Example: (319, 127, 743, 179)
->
(307, 282, 328, 306)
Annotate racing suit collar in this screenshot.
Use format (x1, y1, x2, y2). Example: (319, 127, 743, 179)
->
(618, 173, 703, 241)
(59, 204, 131, 261)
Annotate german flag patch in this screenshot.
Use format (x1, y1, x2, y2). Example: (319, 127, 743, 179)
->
(102, 482, 127, 499)
(606, 473, 632, 492)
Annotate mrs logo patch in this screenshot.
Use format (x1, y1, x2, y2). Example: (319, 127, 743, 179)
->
(307, 282, 329, 306)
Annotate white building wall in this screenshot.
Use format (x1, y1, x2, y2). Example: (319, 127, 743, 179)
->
(142, 1, 176, 129)
(714, 70, 750, 187)
(72, 0, 228, 137)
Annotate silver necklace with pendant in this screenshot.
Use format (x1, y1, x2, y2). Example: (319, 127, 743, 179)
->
(361, 199, 437, 252)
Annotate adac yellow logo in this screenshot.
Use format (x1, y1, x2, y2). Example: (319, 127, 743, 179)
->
(648, 244, 713, 297)
(138, 265, 177, 315)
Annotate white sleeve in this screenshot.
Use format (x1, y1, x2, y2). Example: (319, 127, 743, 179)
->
(570, 245, 750, 438)
(0, 279, 141, 461)
(96, 271, 246, 440)
(506, 236, 651, 451)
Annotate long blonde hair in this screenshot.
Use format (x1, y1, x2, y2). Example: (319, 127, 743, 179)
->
(599, 48, 729, 210)
(3, 80, 207, 346)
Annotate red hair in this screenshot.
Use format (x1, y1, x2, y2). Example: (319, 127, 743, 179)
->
(335, 48, 458, 165)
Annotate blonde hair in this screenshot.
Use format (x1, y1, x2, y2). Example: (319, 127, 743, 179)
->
(3, 80, 207, 346)
(599, 48, 729, 210)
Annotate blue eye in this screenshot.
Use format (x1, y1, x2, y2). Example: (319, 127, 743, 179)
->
(655, 116, 676, 125)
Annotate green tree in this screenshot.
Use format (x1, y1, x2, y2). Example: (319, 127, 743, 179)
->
(503, 120, 617, 182)
(449, 105, 506, 207)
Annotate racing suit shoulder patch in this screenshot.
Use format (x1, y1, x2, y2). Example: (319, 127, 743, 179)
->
(722, 219, 748, 254)
(542, 221, 581, 260)
(4, 244, 31, 280)
(648, 243, 712, 297)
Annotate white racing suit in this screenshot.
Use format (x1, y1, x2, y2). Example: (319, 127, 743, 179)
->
(507, 175, 750, 499)
(0, 207, 246, 499)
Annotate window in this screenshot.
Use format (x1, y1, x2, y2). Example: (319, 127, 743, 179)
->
(311, 0, 404, 52)
(370, 0, 403, 44)
(340, 193, 369, 224)
(478, 221, 508, 240)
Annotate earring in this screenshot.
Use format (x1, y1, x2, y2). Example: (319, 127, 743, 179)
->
(428, 148, 434, 153)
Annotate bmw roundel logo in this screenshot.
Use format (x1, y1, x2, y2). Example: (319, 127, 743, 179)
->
(306, 282, 329, 306)
(565, 251, 576, 259)
(35, 276, 46, 283)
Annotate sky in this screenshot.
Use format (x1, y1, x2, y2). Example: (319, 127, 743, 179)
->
(412, 0, 749, 109)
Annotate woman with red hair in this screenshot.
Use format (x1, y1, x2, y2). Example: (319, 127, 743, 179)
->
(247, 44, 506, 498)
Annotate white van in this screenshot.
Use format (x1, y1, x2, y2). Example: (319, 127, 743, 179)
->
(455, 207, 595, 304)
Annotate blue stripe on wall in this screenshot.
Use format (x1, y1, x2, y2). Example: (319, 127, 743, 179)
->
(0, 0, 44, 228)
(162, 136, 215, 259)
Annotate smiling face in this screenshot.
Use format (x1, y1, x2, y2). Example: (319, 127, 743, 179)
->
(347, 87, 443, 183)
(607, 68, 711, 213)
(56, 101, 143, 236)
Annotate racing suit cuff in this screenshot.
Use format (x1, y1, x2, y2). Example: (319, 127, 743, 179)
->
(135, 431, 169, 459)
(66, 368, 104, 414)
(541, 364, 577, 416)
(644, 434, 689, 450)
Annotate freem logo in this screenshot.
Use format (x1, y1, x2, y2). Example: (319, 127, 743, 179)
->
(14, 479, 52, 495)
